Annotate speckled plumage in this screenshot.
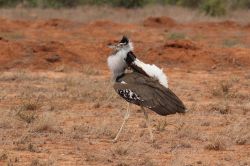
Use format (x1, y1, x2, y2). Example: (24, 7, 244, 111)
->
(114, 72, 186, 116)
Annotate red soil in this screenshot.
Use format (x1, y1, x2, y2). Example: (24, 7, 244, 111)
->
(0, 16, 249, 71)
(0, 15, 249, 165)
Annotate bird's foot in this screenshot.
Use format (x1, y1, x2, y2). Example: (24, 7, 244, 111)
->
(112, 138, 118, 143)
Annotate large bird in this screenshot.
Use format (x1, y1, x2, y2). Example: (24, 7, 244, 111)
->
(107, 36, 186, 142)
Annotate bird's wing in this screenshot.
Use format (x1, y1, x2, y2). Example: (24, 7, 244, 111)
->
(114, 72, 186, 116)
(125, 51, 168, 88)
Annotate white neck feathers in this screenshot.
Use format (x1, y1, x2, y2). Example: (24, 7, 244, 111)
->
(133, 59, 168, 88)
(107, 42, 133, 80)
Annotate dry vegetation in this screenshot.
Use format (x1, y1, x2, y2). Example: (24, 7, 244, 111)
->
(0, 6, 250, 166)
(0, 69, 249, 165)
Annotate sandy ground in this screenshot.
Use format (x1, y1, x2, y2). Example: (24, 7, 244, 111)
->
(0, 7, 250, 166)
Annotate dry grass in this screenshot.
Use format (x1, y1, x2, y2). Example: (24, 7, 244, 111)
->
(176, 124, 204, 141)
(94, 120, 117, 139)
(81, 65, 101, 76)
(208, 102, 230, 114)
(167, 32, 187, 40)
(112, 144, 130, 156)
(155, 120, 168, 132)
(31, 112, 58, 133)
(0, 150, 8, 161)
(117, 162, 129, 166)
(1, 5, 250, 24)
(0, 111, 15, 129)
(222, 38, 242, 47)
(226, 118, 250, 145)
(139, 157, 155, 166)
(211, 80, 234, 97)
(0, 31, 24, 41)
(71, 120, 117, 139)
(14, 134, 41, 153)
(0, 3, 249, 164)
(0, 71, 27, 81)
(30, 158, 54, 166)
(0, 70, 249, 165)
(13, 96, 42, 123)
(205, 136, 227, 151)
(71, 124, 92, 139)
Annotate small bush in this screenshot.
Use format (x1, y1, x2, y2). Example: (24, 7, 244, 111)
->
(111, 0, 147, 8)
(211, 80, 234, 97)
(15, 97, 41, 123)
(223, 39, 240, 47)
(0, 150, 8, 160)
(0, 0, 250, 13)
(25, 0, 80, 8)
(177, 0, 202, 8)
(168, 32, 186, 40)
(228, 0, 250, 9)
(200, 0, 226, 16)
(0, 0, 20, 7)
(112, 144, 129, 156)
(31, 113, 57, 133)
(205, 137, 227, 151)
(155, 120, 167, 132)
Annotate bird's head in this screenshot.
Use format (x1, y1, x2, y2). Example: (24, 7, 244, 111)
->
(108, 36, 133, 52)
(107, 36, 134, 81)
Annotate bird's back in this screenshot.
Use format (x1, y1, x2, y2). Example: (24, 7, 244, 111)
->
(114, 72, 186, 116)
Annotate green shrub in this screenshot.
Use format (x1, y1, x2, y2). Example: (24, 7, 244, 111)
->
(0, 0, 250, 12)
(0, 0, 148, 8)
(177, 0, 202, 8)
(0, 0, 20, 7)
(78, 0, 110, 6)
(38, 0, 80, 8)
(157, 0, 177, 5)
(200, 0, 226, 16)
(111, 0, 147, 8)
(230, 0, 250, 9)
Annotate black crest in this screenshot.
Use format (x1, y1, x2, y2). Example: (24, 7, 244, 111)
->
(119, 36, 129, 44)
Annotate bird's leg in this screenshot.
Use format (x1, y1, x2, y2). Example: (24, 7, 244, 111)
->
(141, 107, 154, 142)
(113, 103, 130, 142)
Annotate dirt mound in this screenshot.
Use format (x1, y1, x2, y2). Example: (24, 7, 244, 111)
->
(143, 16, 176, 28)
(0, 18, 30, 31)
(141, 39, 250, 70)
(0, 17, 249, 71)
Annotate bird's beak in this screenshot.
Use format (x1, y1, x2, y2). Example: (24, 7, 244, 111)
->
(108, 44, 117, 49)
(108, 43, 122, 50)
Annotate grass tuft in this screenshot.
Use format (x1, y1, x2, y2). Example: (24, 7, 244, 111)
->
(155, 120, 167, 132)
(112, 144, 129, 156)
(14, 97, 41, 123)
(31, 112, 58, 133)
(0, 150, 8, 161)
(168, 32, 186, 40)
(205, 136, 227, 151)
